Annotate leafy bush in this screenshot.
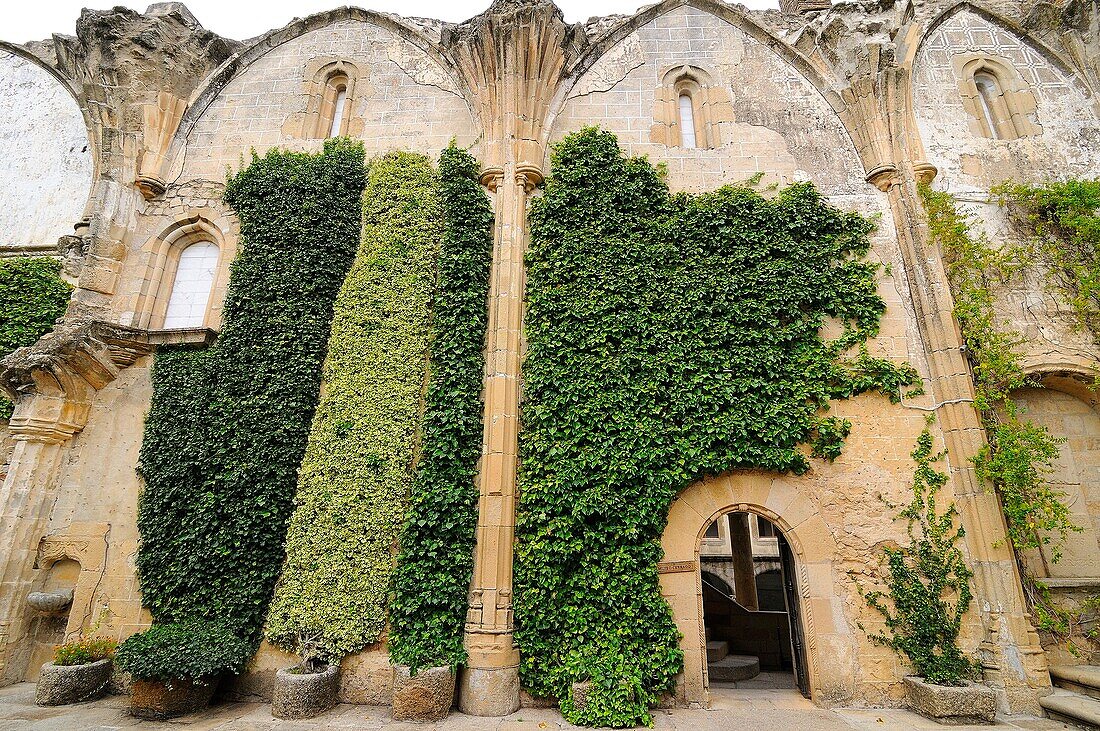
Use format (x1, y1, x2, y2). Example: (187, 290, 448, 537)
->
(388, 145, 494, 672)
(265, 151, 443, 662)
(53, 637, 116, 666)
(516, 128, 918, 727)
(863, 424, 978, 686)
(133, 138, 366, 675)
(115, 621, 252, 682)
(0, 257, 72, 419)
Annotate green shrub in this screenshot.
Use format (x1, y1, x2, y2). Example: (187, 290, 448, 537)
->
(265, 151, 443, 661)
(388, 145, 494, 672)
(863, 424, 978, 686)
(53, 637, 116, 666)
(516, 128, 918, 727)
(115, 620, 252, 682)
(133, 138, 366, 675)
(0, 257, 72, 419)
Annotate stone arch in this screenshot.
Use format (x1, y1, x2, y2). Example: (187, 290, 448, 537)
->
(132, 212, 234, 331)
(1010, 366, 1100, 579)
(163, 8, 479, 183)
(550, 0, 868, 195)
(661, 471, 844, 705)
(0, 42, 96, 250)
(911, 2, 1100, 187)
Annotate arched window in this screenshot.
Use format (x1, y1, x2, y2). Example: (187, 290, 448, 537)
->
(163, 241, 219, 329)
(653, 65, 728, 150)
(329, 83, 348, 138)
(678, 93, 698, 149)
(974, 72, 1003, 139)
(323, 74, 350, 139)
(958, 59, 1040, 141)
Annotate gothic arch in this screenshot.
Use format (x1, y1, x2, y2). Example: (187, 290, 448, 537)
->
(174, 8, 468, 146)
(661, 471, 844, 705)
(907, 1, 1083, 79)
(0, 42, 97, 248)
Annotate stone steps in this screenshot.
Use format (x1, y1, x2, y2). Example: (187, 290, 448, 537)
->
(1051, 665, 1100, 701)
(1040, 689, 1100, 729)
(706, 640, 729, 663)
(708, 654, 760, 683)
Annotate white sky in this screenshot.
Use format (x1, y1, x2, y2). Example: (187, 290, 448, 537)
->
(2, 0, 777, 44)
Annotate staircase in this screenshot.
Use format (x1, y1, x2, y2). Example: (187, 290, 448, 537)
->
(1041, 666, 1100, 729)
(706, 639, 761, 683)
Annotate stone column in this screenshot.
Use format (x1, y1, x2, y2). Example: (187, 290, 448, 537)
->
(0, 322, 153, 685)
(459, 165, 539, 717)
(728, 514, 759, 611)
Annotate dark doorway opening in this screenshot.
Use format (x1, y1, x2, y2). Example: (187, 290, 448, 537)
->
(699, 511, 809, 697)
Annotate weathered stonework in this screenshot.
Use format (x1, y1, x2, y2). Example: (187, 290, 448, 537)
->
(1, 0, 1097, 721)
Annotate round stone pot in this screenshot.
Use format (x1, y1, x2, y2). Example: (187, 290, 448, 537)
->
(129, 677, 217, 720)
(272, 664, 339, 719)
(34, 658, 112, 706)
(391, 665, 455, 722)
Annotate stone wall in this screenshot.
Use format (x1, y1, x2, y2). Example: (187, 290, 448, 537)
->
(0, 48, 93, 250)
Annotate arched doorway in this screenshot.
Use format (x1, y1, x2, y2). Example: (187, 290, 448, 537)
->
(699, 511, 808, 696)
(660, 472, 846, 707)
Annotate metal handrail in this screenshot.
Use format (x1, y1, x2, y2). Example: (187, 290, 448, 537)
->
(701, 576, 788, 617)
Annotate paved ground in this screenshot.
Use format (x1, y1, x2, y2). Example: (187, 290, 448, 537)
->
(0, 682, 1077, 731)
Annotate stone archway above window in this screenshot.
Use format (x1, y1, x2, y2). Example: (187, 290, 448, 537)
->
(954, 55, 1041, 140)
(651, 64, 734, 150)
(285, 59, 364, 140)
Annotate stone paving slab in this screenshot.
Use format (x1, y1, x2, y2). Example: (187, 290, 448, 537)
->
(0, 683, 1077, 730)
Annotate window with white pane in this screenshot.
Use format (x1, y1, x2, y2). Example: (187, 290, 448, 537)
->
(163, 241, 219, 328)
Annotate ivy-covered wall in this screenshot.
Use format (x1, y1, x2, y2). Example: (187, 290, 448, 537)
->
(0, 257, 72, 420)
(123, 139, 366, 677)
(265, 151, 442, 662)
(515, 128, 919, 727)
(388, 146, 494, 671)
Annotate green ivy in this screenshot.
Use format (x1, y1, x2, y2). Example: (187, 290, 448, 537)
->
(919, 185, 1078, 559)
(388, 145, 494, 672)
(0, 258, 72, 419)
(993, 179, 1100, 341)
(862, 421, 978, 686)
(126, 139, 366, 676)
(515, 128, 919, 727)
(265, 151, 442, 662)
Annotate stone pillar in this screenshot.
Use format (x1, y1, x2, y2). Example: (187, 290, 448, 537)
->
(877, 166, 1050, 714)
(459, 165, 539, 717)
(728, 514, 759, 611)
(0, 322, 154, 685)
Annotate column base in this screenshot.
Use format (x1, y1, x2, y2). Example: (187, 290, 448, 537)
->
(458, 665, 520, 716)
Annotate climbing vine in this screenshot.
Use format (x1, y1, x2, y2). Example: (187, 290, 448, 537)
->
(388, 145, 494, 672)
(121, 139, 366, 679)
(265, 151, 442, 662)
(919, 185, 1077, 559)
(993, 179, 1100, 343)
(515, 128, 919, 727)
(0, 257, 72, 420)
(862, 420, 978, 686)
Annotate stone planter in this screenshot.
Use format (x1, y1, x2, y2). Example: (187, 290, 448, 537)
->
(34, 658, 112, 705)
(129, 677, 217, 720)
(272, 664, 339, 719)
(391, 665, 454, 722)
(903, 676, 996, 725)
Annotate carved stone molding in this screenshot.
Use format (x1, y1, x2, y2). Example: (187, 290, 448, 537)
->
(137, 92, 187, 200)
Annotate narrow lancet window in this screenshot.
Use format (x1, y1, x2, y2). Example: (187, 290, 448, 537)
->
(329, 85, 347, 138)
(679, 93, 698, 149)
(974, 73, 1001, 139)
